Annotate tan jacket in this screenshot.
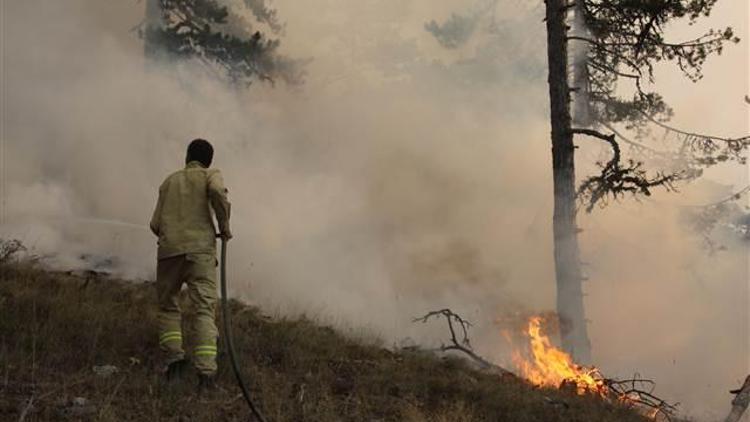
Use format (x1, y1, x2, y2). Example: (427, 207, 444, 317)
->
(150, 161, 231, 260)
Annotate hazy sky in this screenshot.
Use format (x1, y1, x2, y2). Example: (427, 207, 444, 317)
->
(1, 1, 748, 419)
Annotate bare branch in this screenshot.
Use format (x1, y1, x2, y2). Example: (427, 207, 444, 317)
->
(605, 375, 679, 421)
(414, 309, 512, 376)
(572, 128, 617, 145)
(642, 112, 750, 144)
(638, 111, 750, 168)
(695, 185, 750, 209)
(588, 60, 640, 80)
(572, 128, 678, 212)
(598, 121, 660, 155)
(567, 36, 636, 47)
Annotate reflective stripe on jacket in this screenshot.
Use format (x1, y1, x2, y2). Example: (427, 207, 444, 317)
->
(150, 161, 231, 260)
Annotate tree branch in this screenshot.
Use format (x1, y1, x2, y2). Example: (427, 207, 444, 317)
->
(588, 60, 640, 80)
(641, 112, 750, 143)
(572, 128, 677, 212)
(413, 309, 512, 376)
(606, 375, 678, 421)
(598, 121, 660, 155)
(572, 128, 617, 144)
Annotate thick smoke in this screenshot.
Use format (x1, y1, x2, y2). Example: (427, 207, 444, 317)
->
(424, 9, 487, 49)
(1, 0, 747, 419)
(218, 0, 283, 37)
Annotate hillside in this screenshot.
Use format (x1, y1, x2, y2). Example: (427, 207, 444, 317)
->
(0, 259, 648, 421)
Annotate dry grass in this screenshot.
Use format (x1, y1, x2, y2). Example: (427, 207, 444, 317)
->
(0, 259, 649, 421)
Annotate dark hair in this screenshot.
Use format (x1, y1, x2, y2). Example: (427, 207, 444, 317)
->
(186, 138, 214, 167)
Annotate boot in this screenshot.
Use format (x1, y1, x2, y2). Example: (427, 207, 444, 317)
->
(197, 374, 218, 394)
(165, 359, 188, 383)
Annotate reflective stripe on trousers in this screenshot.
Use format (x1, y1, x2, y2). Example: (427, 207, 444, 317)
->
(194, 344, 218, 357)
(159, 330, 183, 345)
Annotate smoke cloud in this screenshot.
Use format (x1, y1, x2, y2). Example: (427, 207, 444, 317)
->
(1, 0, 747, 419)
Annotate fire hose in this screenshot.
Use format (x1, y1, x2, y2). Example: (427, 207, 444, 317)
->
(219, 237, 268, 422)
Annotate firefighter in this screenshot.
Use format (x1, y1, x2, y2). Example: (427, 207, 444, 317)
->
(149, 138, 232, 389)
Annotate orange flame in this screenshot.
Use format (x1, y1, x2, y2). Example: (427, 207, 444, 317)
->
(512, 316, 607, 396)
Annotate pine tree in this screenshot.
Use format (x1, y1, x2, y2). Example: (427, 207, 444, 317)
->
(142, 0, 302, 85)
(546, 0, 747, 361)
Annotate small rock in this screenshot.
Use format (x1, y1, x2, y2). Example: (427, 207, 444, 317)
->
(93, 365, 119, 377)
(71, 397, 89, 407)
(65, 397, 97, 417)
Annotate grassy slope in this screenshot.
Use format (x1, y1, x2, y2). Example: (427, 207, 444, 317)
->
(0, 261, 648, 422)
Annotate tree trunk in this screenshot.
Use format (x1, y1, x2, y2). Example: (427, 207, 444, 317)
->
(725, 375, 750, 422)
(571, 0, 591, 127)
(545, 0, 592, 363)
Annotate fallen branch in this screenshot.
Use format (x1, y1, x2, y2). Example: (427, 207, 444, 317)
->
(413, 309, 512, 376)
(725, 375, 750, 422)
(605, 376, 678, 421)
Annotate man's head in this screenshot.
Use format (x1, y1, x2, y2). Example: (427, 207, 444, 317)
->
(186, 139, 214, 168)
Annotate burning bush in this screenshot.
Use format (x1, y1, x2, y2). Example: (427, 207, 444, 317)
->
(510, 315, 677, 421)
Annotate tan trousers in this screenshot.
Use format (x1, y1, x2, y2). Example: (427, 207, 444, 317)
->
(156, 253, 218, 375)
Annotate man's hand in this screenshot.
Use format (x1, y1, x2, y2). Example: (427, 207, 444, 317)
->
(219, 231, 233, 241)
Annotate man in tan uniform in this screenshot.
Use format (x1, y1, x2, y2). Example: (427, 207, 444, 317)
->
(150, 139, 232, 388)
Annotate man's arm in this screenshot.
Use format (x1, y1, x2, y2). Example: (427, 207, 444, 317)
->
(149, 184, 165, 237)
(207, 170, 232, 239)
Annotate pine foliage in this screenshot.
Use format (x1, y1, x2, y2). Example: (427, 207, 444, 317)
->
(144, 0, 302, 85)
